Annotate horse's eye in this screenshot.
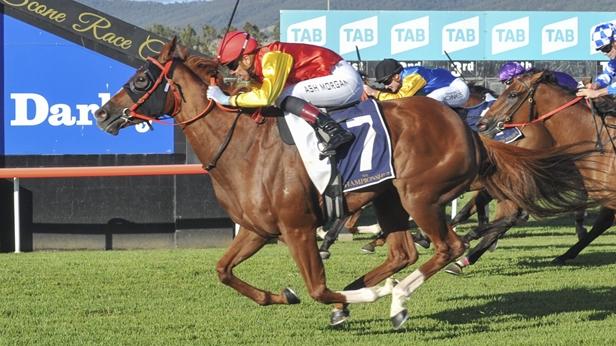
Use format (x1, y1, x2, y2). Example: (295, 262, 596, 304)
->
(508, 92, 518, 99)
(133, 74, 151, 91)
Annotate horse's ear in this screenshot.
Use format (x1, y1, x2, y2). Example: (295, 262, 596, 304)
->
(174, 44, 189, 60)
(159, 36, 178, 62)
(530, 70, 545, 84)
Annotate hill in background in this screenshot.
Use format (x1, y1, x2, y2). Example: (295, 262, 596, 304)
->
(78, 0, 615, 32)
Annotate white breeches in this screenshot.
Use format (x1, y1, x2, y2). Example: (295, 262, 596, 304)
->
(426, 77, 470, 108)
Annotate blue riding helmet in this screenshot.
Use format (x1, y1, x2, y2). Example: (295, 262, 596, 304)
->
(592, 22, 616, 51)
(498, 61, 527, 82)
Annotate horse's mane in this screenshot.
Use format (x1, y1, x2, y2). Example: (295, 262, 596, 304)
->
(185, 55, 219, 79)
(185, 55, 246, 94)
(522, 69, 576, 95)
(184, 55, 251, 95)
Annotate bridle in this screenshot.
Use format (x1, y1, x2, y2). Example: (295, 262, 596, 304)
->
(490, 77, 540, 133)
(119, 56, 262, 171)
(119, 57, 227, 128)
(486, 74, 583, 134)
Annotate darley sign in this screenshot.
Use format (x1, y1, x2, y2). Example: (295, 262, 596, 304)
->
(2, 1, 174, 155)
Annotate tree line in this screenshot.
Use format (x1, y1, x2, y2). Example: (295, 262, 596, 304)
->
(148, 22, 280, 57)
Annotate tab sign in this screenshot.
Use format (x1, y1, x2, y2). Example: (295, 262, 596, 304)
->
(391, 16, 430, 55)
(542, 17, 578, 55)
(286, 16, 327, 46)
(442, 16, 480, 54)
(339, 16, 378, 55)
(491, 17, 529, 55)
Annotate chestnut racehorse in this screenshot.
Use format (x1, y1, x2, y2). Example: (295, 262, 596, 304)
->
(94, 39, 594, 329)
(317, 83, 500, 258)
(478, 70, 616, 265)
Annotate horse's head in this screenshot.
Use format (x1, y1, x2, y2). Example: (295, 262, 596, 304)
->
(95, 37, 219, 135)
(477, 71, 547, 138)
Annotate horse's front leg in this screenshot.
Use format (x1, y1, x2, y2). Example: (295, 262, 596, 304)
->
(390, 200, 465, 330)
(330, 194, 417, 325)
(216, 226, 300, 305)
(284, 225, 395, 307)
(283, 226, 348, 304)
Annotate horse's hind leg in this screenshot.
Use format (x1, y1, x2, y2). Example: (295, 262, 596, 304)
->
(216, 226, 299, 305)
(319, 208, 365, 259)
(450, 191, 479, 226)
(390, 200, 465, 329)
(450, 189, 492, 227)
(360, 231, 387, 254)
(554, 207, 615, 265)
(574, 208, 588, 241)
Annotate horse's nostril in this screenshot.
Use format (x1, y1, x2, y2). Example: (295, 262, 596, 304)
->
(95, 108, 108, 121)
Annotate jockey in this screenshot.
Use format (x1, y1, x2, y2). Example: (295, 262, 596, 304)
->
(363, 58, 470, 108)
(207, 31, 362, 153)
(577, 22, 616, 99)
(498, 61, 578, 92)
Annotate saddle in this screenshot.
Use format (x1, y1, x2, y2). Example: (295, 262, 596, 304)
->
(276, 101, 361, 224)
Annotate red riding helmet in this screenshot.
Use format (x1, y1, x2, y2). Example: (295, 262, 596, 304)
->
(216, 31, 259, 65)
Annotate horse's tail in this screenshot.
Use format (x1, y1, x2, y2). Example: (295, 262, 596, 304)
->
(477, 136, 594, 218)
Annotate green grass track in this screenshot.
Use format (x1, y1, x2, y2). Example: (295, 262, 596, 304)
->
(0, 219, 615, 345)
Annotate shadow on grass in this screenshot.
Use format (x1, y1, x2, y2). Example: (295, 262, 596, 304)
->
(517, 251, 616, 268)
(429, 286, 616, 324)
(463, 251, 616, 278)
(340, 286, 616, 337)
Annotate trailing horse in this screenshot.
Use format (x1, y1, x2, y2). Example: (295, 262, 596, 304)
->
(478, 70, 616, 265)
(94, 39, 596, 329)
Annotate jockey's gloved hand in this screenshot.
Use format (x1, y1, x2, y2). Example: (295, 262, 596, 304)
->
(207, 86, 231, 105)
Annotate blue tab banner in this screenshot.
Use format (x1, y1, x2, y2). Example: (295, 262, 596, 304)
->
(280, 11, 616, 61)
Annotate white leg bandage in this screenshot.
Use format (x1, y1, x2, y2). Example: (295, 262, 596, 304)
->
(390, 270, 425, 317)
(336, 277, 395, 304)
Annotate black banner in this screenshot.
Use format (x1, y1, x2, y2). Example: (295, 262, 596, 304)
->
(2, 0, 170, 67)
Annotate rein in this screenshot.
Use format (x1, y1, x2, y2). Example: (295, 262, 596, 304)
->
(124, 57, 266, 170)
(496, 76, 616, 153)
(503, 95, 584, 129)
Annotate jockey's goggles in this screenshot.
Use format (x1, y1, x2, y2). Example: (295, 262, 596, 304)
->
(225, 58, 241, 71)
(598, 43, 613, 53)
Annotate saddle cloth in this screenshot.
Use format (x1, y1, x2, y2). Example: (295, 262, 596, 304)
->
(284, 99, 395, 194)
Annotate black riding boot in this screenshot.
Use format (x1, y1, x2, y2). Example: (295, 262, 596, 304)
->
(314, 114, 354, 153)
(278, 96, 354, 153)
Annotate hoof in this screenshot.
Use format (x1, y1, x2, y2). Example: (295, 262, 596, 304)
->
(391, 309, 409, 330)
(330, 308, 350, 326)
(488, 240, 498, 252)
(552, 256, 569, 266)
(316, 227, 327, 240)
(283, 288, 301, 304)
(319, 250, 331, 260)
(444, 262, 464, 276)
(361, 244, 375, 254)
(414, 239, 430, 250)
